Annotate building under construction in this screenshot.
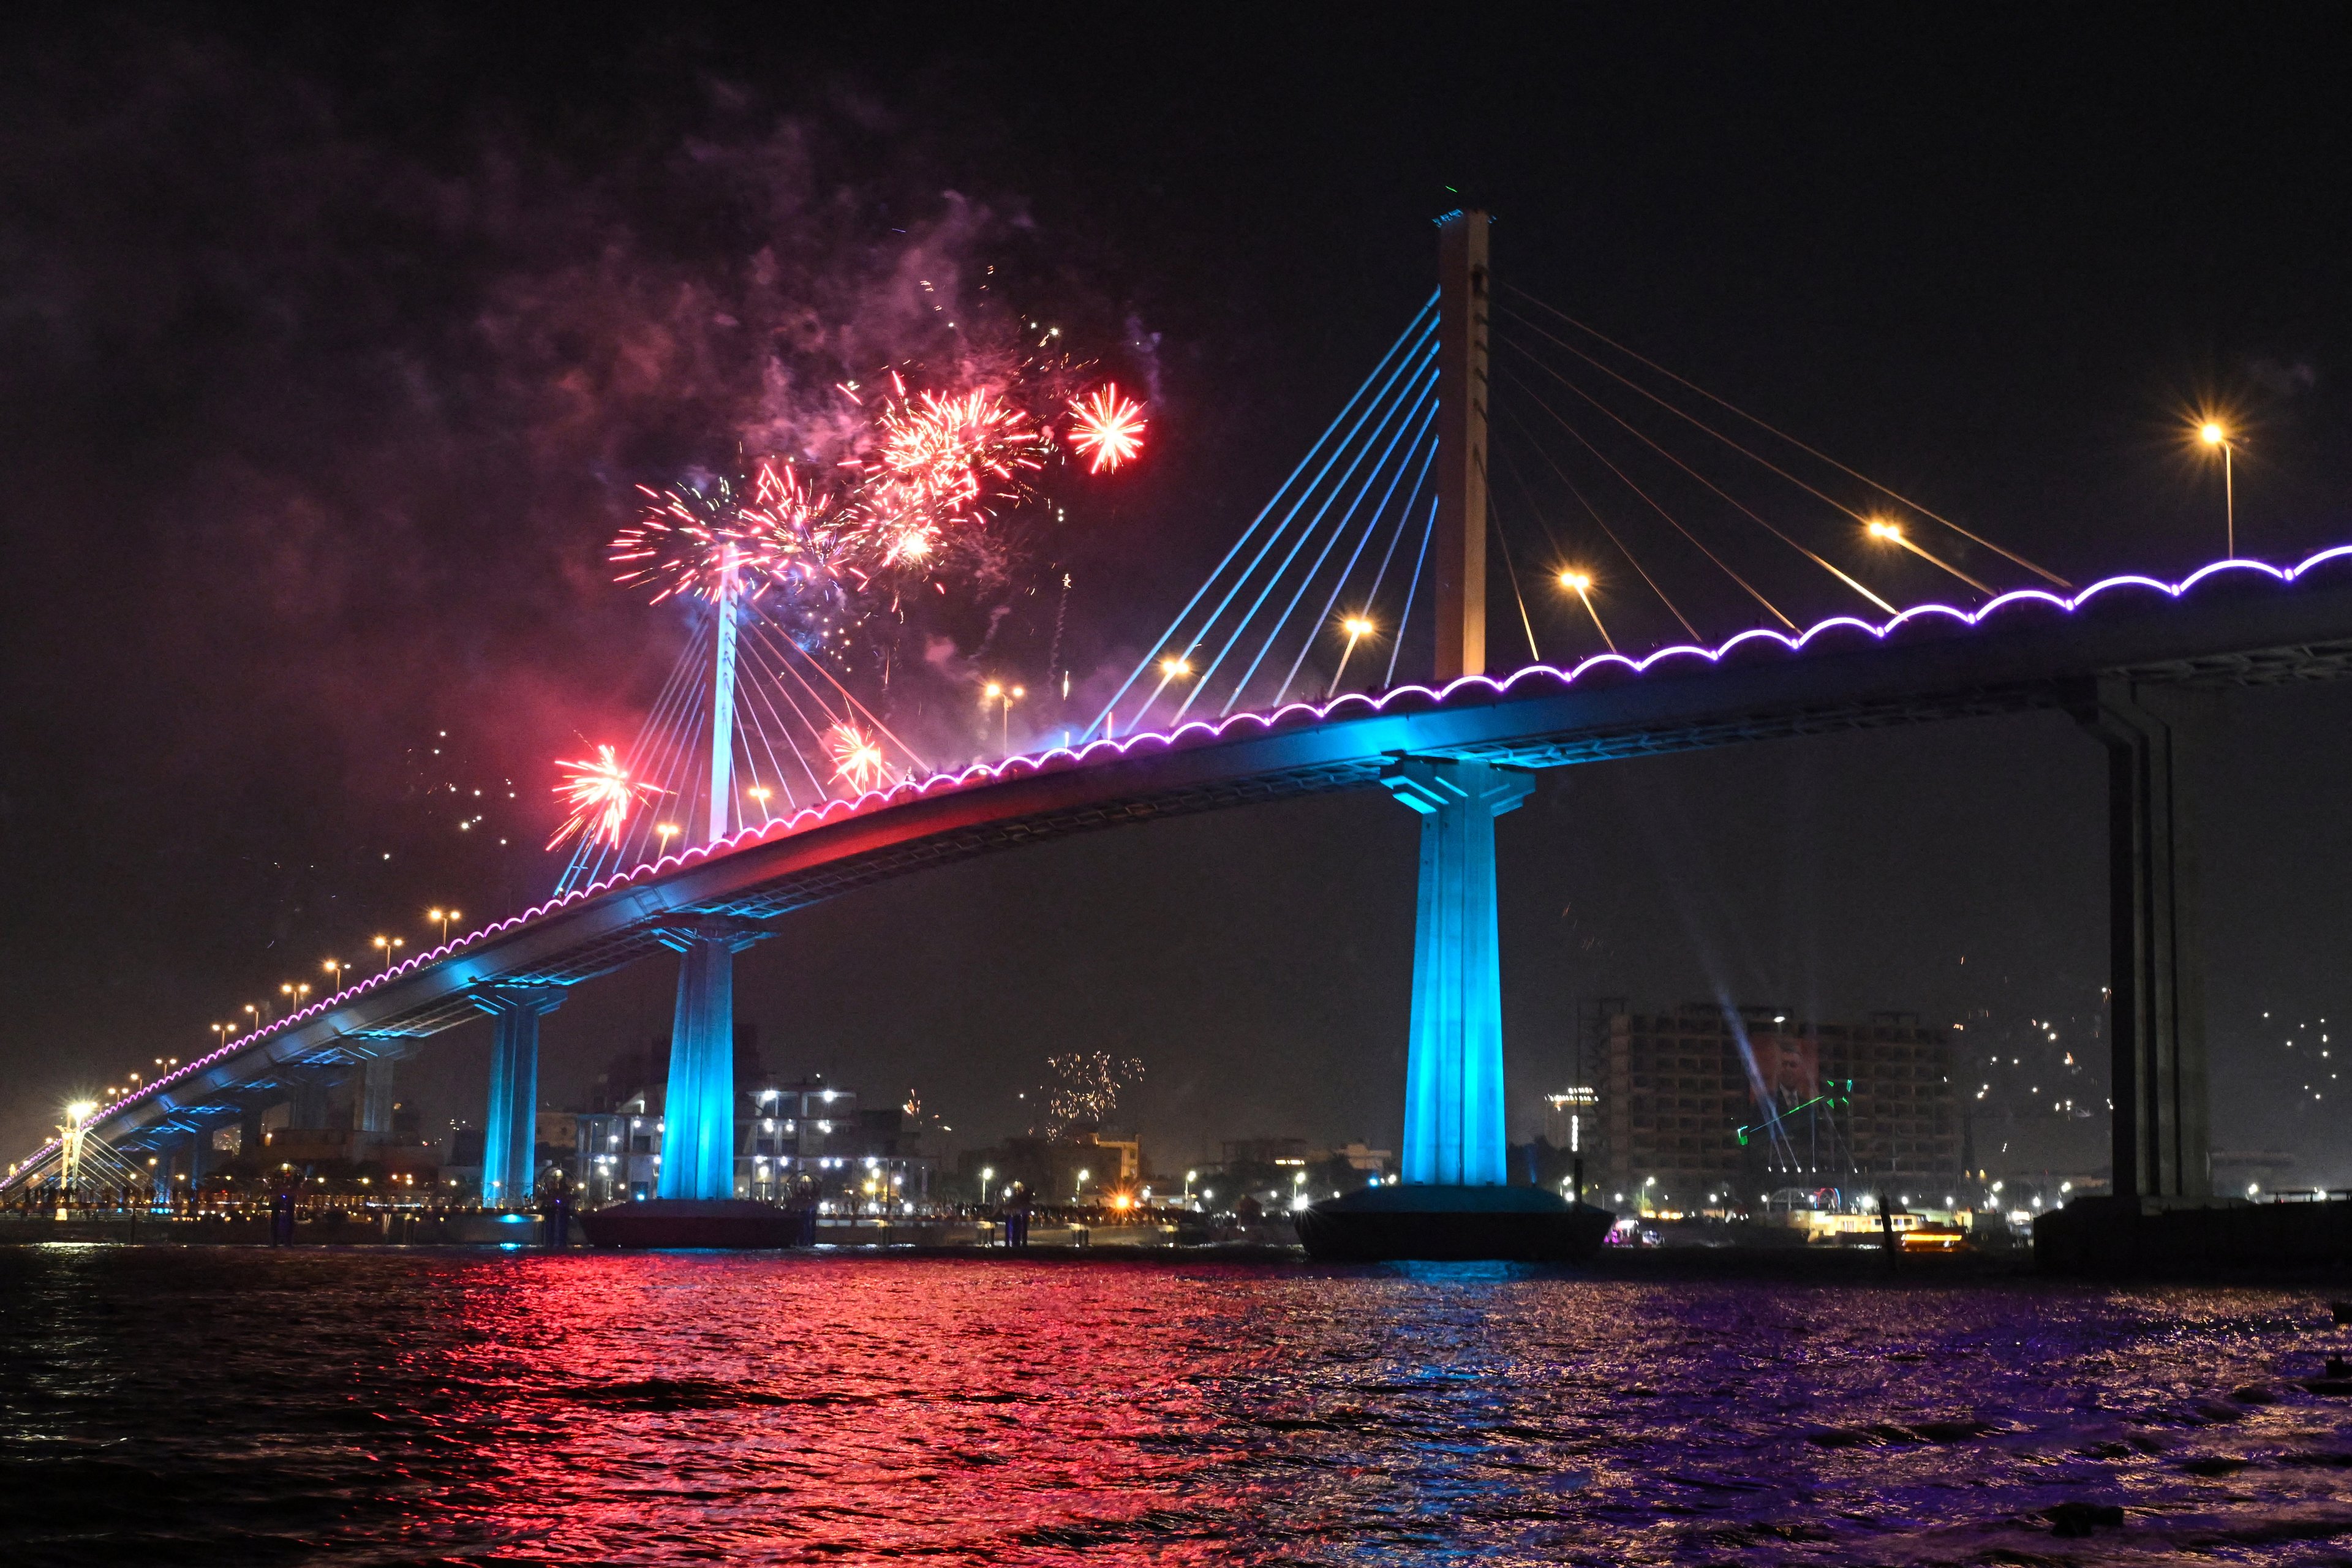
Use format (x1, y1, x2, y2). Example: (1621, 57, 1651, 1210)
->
(1577, 1000, 1959, 1208)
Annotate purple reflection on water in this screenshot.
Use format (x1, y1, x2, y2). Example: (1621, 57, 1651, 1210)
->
(4, 1250, 2350, 1564)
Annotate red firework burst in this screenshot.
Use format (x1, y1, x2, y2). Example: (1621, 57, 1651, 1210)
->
(848, 384, 1051, 568)
(1067, 383, 1147, 472)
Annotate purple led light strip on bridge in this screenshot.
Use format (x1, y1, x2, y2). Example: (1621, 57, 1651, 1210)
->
(18, 543, 2352, 1179)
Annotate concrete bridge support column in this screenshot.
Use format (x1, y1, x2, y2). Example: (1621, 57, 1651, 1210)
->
(185, 1130, 207, 1193)
(290, 1071, 331, 1130)
(473, 988, 565, 1209)
(1382, 758, 1535, 1186)
(238, 1102, 266, 1159)
(2079, 679, 2213, 1200)
(360, 1057, 396, 1136)
(657, 918, 763, 1200)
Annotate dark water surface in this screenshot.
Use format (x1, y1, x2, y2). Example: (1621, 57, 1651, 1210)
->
(5, 1248, 2352, 1565)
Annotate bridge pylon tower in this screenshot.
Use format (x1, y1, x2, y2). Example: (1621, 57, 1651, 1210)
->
(1390, 209, 1524, 1191)
(707, 579, 742, 845)
(1311, 211, 1587, 1253)
(1433, 208, 1491, 683)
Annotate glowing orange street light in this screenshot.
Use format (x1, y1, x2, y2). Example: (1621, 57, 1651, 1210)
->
(1863, 518, 1996, 597)
(1555, 570, 1616, 654)
(984, 682, 1023, 752)
(2198, 420, 2236, 556)
(1117, 653, 1196, 741)
(322, 957, 347, 992)
(746, 785, 774, 823)
(372, 934, 405, 972)
(426, 908, 462, 944)
(655, 823, 680, 854)
(1328, 615, 1378, 697)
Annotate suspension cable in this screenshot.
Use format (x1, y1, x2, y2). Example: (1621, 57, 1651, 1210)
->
(1218, 378, 1438, 716)
(1086, 296, 1439, 739)
(1274, 421, 1438, 705)
(1499, 288, 2071, 588)
(747, 617, 931, 772)
(1480, 450, 1544, 663)
(1496, 399, 1699, 640)
(1500, 351, 1899, 616)
(1171, 345, 1438, 727)
(732, 634, 836, 802)
(1354, 439, 1440, 673)
(1384, 497, 1438, 687)
(1500, 366, 1797, 630)
(731, 614, 816, 814)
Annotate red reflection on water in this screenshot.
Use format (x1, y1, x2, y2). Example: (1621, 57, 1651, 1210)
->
(34, 1251, 2342, 1565)
(437, 1256, 1270, 1560)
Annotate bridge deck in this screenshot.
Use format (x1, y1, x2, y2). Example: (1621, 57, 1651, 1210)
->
(34, 552, 2352, 1164)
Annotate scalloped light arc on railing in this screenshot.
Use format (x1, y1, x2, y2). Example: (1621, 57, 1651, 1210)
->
(14, 543, 2351, 1182)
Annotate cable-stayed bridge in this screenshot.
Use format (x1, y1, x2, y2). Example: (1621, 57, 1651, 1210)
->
(12, 212, 2350, 1227)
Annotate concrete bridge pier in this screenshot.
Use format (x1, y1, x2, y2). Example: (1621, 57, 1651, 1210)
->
(1381, 758, 1535, 1185)
(238, 1101, 268, 1159)
(289, 1069, 332, 1131)
(473, 987, 565, 1208)
(657, 917, 763, 1200)
(359, 1056, 396, 1136)
(2078, 677, 2214, 1200)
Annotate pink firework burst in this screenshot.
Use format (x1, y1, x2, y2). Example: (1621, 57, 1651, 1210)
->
(848, 384, 1050, 570)
(1067, 383, 1147, 472)
(609, 475, 815, 605)
(549, 745, 662, 850)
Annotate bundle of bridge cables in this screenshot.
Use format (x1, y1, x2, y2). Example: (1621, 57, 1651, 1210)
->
(1085, 285, 2068, 742)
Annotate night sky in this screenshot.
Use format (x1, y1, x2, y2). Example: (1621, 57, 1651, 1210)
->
(6, 11, 2351, 1182)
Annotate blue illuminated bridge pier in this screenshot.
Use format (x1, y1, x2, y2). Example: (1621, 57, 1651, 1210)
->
(12, 211, 2352, 1254)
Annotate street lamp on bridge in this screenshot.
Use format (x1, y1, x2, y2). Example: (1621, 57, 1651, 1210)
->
(1328, 615, 1377, 696)
(1864, 519, 1997, 597)
(426, 908, 462, 946)
(1555, 571, 1615, 654)
(372, 934, 404, 972)
(984, 682, 1024, 753)
(2198, 419, 2236, 556)
(322, 957, 347, 993)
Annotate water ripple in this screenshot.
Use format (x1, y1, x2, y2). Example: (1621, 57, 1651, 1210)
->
(3, 1249, 2350, 1564)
